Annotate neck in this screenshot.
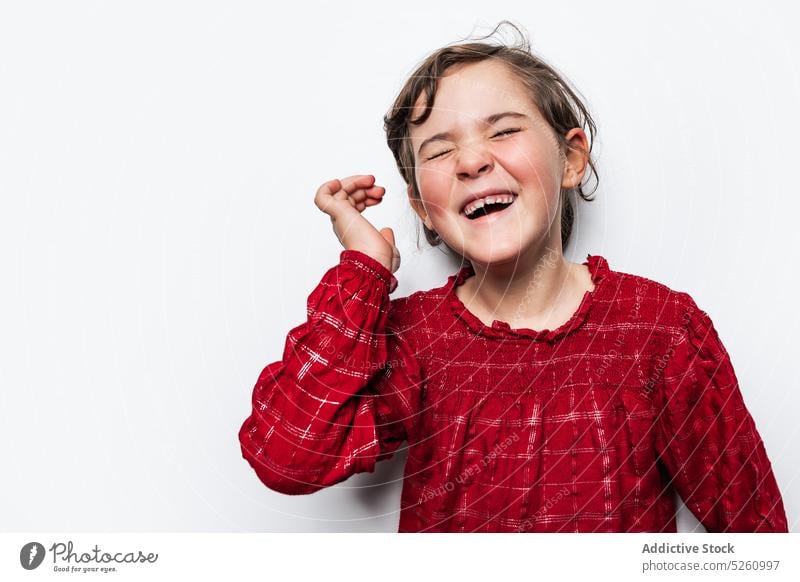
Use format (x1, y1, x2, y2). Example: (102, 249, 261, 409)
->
(461, 242, 582, 327)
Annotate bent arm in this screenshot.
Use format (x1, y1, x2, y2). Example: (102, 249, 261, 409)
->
(238, 250, 423, 495)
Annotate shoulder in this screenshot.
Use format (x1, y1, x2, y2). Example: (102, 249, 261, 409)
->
(597, 257, 711, 334)
(386, 270, 459, 338)
(388, 286, 447, 333)
(596, 259, 731, 379)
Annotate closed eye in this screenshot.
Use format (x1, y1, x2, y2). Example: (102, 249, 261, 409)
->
(425, 128, 522, 161)
(426, 148, 452, 161)
(492, 128, 521, 138)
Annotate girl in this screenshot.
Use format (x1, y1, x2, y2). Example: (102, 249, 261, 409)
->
(238, 22, 788, 533)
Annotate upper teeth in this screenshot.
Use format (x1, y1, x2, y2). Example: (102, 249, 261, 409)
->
(463, 193, 515, 217)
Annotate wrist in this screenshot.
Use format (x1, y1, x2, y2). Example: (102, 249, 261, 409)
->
(339, 249, 398, 293)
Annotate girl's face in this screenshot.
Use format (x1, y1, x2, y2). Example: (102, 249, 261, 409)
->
(408, 60, 584, 267)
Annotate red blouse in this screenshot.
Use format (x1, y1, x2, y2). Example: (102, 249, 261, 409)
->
(239, 250, 788, 533)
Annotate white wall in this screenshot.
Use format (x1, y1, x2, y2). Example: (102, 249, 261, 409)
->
(1, 0, 797, 532)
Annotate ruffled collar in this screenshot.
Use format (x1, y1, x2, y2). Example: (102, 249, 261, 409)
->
(445, 254, 610, 342)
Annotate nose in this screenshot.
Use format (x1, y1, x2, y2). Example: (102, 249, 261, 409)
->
(456, 141, 494, 180)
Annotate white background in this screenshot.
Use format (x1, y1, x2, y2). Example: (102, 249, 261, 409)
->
(1, 0, 798, 532)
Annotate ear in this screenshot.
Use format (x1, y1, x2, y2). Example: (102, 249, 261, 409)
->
(560, 128, 589, 190)
(408, 185, 434, 231)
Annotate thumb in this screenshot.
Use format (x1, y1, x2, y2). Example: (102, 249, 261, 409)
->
(379, 227, 395, 247)
(379, 227, 401, 273)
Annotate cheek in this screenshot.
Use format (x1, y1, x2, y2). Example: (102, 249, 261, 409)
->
(416, 169, 453, 221)
(527, 192, 561, 227)
(501, 142, 560, 191)
(502, 145, 562, 213)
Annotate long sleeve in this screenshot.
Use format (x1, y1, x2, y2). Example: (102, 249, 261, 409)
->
(238, 249, 424, 495)
(654, 294, 788, 532)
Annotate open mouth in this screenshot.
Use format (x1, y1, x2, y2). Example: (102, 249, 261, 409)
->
(461, 192, 517, 222)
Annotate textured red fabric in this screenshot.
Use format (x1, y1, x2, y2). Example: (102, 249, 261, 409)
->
(239, 250, 788, 533)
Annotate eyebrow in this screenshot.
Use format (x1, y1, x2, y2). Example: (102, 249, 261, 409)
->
(416, 111, 529, 155)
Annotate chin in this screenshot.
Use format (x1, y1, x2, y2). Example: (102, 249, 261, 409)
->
(461, 234, 545, 266)
(462, 244, 525, 267)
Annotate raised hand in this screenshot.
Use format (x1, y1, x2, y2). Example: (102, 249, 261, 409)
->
(314, 174, 401, 273)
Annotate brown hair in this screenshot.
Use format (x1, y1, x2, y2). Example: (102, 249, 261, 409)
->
(383, 20, 598, 255)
